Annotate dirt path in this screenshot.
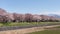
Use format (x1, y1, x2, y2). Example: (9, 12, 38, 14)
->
(0, 25, 60, 34)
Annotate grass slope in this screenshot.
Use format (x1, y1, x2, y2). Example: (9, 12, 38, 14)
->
(0, 22, 60, 27)
(28, 30, 60, 34)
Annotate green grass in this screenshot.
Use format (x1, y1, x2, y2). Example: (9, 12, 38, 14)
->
(54, 26, 60, 28)
(0, 24, 3, 26)
(0, 22, 60, 27)
(28, 30, 60, 34)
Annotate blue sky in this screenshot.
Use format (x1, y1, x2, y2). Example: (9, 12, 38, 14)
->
(0, 0, 60, 15)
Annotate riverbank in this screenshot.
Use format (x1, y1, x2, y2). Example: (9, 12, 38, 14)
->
(0, 25, 60, 34)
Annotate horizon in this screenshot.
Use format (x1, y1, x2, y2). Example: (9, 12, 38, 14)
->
(0, 0, 60, 15)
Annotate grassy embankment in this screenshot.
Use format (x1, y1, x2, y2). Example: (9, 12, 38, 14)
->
(28, 24, 60, 34)
(0, 22, 60, 27)
(0, 22, 60, 34)
(28, 30, 60, 34)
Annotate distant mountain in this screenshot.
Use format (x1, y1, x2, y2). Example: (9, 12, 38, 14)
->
(48, 14, 60, 18)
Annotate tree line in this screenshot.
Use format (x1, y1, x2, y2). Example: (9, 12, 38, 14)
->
(0, 13, 60, 23)
(0, 8, 60, 23)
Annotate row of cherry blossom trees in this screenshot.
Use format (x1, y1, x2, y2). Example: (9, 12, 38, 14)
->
(10, 13, 60, 22)
(0, 13, 60, 23)
(0, 8, 60, 23)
